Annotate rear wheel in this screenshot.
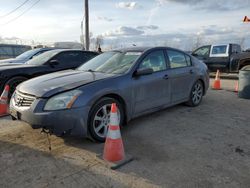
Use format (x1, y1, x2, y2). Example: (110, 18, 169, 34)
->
(186, 80, 204, 107)
(88, 97, 124, 142)
(5, 76, 28, 99)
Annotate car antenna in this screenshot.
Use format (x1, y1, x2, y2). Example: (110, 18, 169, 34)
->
(41, 128, 52, 151)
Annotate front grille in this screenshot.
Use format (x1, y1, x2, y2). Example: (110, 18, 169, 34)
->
(14, 92, 35, 107)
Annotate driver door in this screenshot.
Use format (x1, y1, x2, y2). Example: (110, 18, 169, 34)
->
(132, 50, 171, 115)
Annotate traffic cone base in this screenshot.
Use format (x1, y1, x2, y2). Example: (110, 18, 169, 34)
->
(103, 138, 125, 162)
(0, 85, 10, 117)
(213, 80, 221, 90)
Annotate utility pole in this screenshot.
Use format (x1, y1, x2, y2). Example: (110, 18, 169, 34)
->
(84, 0, 90, 50)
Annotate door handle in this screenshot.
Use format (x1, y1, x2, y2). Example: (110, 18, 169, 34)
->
(189, 69, 194, 74)
(163, 74, 169, 80)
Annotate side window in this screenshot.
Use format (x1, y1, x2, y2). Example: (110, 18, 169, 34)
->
(80, 52, 97, 63)
(211, 45, 227, 55)
(193, 46, 210, 56)
(54, 52, 81, 66)
(167, 50, 190, 68)
(139, 50, 166, 72)
(185, 55, 192, 66)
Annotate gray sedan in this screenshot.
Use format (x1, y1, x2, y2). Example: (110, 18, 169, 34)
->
(10, 47, 209, 142)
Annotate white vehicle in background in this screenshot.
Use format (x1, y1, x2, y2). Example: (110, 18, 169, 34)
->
(53, 42, 83, 49)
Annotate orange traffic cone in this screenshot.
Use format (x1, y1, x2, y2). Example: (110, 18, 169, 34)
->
(234, 81, 239, 93)
(213, 70, 221, 90)
(102, 103, 133, 170)
(0, 85, 10, 117)
(103, 103, 125, 162)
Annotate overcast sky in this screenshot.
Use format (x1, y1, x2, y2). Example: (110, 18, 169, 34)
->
(0, 0, 250, 50)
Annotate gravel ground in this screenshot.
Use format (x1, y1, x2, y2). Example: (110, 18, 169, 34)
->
(0, 79, 250, 188)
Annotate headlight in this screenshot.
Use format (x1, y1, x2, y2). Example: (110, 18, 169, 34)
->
(44, 90, 82, 111)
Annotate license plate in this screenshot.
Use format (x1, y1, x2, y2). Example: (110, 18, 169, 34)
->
(9, 107, 19, 120)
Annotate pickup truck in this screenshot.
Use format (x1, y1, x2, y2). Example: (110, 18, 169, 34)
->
(192, 44, 250, 73)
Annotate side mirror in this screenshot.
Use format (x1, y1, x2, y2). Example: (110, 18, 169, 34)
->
(192, 53, 198, 57)
(134, 68, 153, 77)
(48, 59, 59, 66)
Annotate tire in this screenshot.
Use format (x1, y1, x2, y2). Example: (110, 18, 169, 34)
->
(186, 80, 204, 107)
(88, 97, 125, 142)
(5, 76, 28, 99)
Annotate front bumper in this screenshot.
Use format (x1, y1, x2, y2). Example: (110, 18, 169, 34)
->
(9, 95, 90, 137)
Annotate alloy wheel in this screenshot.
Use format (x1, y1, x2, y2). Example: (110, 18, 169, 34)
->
(92, 104, 120, 138)
(192, 82, 203, 105)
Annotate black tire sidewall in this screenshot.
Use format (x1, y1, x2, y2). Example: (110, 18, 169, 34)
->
(88, 97, 124, 142)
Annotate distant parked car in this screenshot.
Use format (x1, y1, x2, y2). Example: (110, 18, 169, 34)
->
(0, 49, 98, 97)
(9, 47, 209, 142)
(0, 44, 31, 60)
(0, 48, 56, 65)
(192, 43, 250, 73)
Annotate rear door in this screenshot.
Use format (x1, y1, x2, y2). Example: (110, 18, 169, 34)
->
(166, 49, 196, 103)
(133, 50, 171, 115)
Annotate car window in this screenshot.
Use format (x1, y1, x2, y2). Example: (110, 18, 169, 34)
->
(78, 51, 141, 74)
(54, 52, 82, 66)
(167, 50, 190, 68)
(26, 50, 60, 65)
(139, 50, 166, 72)
(185, 55, 192, 66)
(80, 52, 97, 63)
(211, 45, 227, 54)
(193, 46, 210, 56)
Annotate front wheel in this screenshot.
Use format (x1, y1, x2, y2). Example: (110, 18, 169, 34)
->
(186, 80, 204, 107)
(88, 97, 124, 142)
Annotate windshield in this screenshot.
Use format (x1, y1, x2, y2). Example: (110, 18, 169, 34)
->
(77, 51, 141, 74)
(26, 50, 60, 65)
(16, 49, 41, 60)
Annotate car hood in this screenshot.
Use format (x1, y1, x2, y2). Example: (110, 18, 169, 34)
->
(0, 58, 25, 64)
(17, 70, 116, 98)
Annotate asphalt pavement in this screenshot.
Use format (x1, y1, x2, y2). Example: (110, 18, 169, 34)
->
(0, 79, 250, 188)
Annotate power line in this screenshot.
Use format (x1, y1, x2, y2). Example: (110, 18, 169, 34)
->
(1, 0, 41, 26)
(0, 0, 30, 18)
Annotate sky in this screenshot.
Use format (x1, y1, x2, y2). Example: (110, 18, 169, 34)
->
(0, 0, 250, 50)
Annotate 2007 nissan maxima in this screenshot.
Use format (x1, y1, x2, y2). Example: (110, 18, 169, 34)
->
(10, 47, 209, 142)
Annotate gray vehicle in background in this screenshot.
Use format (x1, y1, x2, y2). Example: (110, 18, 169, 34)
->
(0, 48, 55, 64)
(10, 47, 209, 142)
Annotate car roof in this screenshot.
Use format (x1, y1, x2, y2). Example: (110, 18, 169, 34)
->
(112, 46, 189, 54)
(46, 49, 97, 53)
